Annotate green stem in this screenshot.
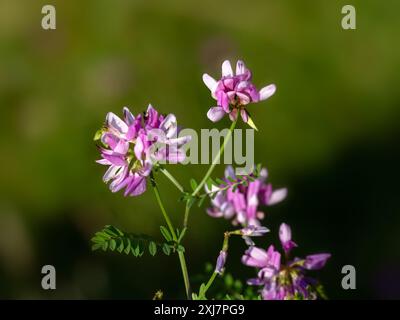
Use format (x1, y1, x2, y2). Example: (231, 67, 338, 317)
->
(177, 251, 191, 298)
(183, 202, 191, 229)
(151, 174, 177, 240)
(192, 119, 237, 196)
(150, 173, 191, 299)
(200, 230, 238, 297)
(160, 167, 184, 193)
(183, 118, 238, 227)
(203, 272, 218, 296)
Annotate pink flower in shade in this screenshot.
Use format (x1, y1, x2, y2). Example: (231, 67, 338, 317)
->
(202, 60, 276, 127)
(279, 223, 298, 254)
(242, 223, 331, 300)
(96, 105, 190, 196)
(206, 166, 287, 226)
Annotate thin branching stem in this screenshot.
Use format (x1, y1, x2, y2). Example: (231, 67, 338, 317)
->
(150, 172, 192, 299)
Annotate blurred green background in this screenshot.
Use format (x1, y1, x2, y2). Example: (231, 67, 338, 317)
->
(1, 0, 399, 299)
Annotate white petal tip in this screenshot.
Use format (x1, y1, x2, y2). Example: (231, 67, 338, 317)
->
(207, 107, 225, 122)
(259, 84, 276, 101)
(202, 74, 217, 92)
(221, 60, 233, 77)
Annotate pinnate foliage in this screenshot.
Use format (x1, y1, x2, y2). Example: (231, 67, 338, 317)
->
(91, 225, 180, 257)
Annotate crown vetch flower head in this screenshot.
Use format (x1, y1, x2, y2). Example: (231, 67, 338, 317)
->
(96, 105, 190, 197)
(242, 223, 331, 300)
(206, 166, 287, 226)
(203, 60, 276, 128)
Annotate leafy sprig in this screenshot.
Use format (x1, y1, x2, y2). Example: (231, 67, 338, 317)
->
(91, 225, 184, 257)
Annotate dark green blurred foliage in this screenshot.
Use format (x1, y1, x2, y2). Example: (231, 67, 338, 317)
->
(0, 0, 399, 299)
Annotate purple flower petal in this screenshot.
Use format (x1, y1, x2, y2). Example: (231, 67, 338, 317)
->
(123, 107, 135, 125)
(202, 74, 217, 92)
(96, 159, 111, 165)
(236, 92, 251, 105)
(106, 112, 128, 135)
(279, 223, 298, 253)
(243, 236, 255, 246)
(101, 153, 127, 166)
(166, 135, 192, 146)
(221, 202, 235, 219)
(242, 247, 269, 268)
(268, 188, 287, 205)
(103, 165, 119, 183)
(258, 266, 278, 279)
(241, 225, 269, 237)
(223, 78, 235, 90)
(134, 135, 145, 161)
(240, 108, 249, 123)
(245, 85, 260, 102)
(229, 108, 238, 121)
(215, 250, 227, 274)
(224, 165, 236, 180)
(221, 60, 233, 77)
(159, 114, 177, 139)
(124, 175, 147, 196)
(247, 277, 264, 286)
(207, 106, 226, 122)
(145, 104, 160, 128)
(163, 146, 186, 163)
(266, 245, 281, 270)
(217, 91, 230, 112)
(207, 208, 224, 218)
(235, 60, 246, 76)
(259, 84, 276, 101)
(246, 180, 261, 220)
(304, 253, 331, 270)
(279, 223, 292, 244)
(110, 169, 131, 193)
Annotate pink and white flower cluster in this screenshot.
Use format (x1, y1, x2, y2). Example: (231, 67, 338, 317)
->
(206, 166, 287, 226)
(203, 60, 276, 125)
(96, 105, 190, 196)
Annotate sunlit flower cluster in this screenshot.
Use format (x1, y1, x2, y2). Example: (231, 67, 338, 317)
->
(96, 105, 190, 196)
(203, 60, 276, 127)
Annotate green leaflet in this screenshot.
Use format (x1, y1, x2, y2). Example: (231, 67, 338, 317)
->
(91, 225, 173, 258)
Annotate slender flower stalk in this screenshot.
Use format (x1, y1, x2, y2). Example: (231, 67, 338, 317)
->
(201, 226, 269, 296)
(159, 167, 185, 193)
(193, 118, 237, 196)
(183, 118, 238, 227)
(202, 272, 218, 297)
(201, 231, 232, 297)
(150, 173, 191, 299)
(177, 252, 191, 299)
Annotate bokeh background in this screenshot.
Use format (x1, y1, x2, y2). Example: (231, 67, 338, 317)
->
(1, 0, 399, 299)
